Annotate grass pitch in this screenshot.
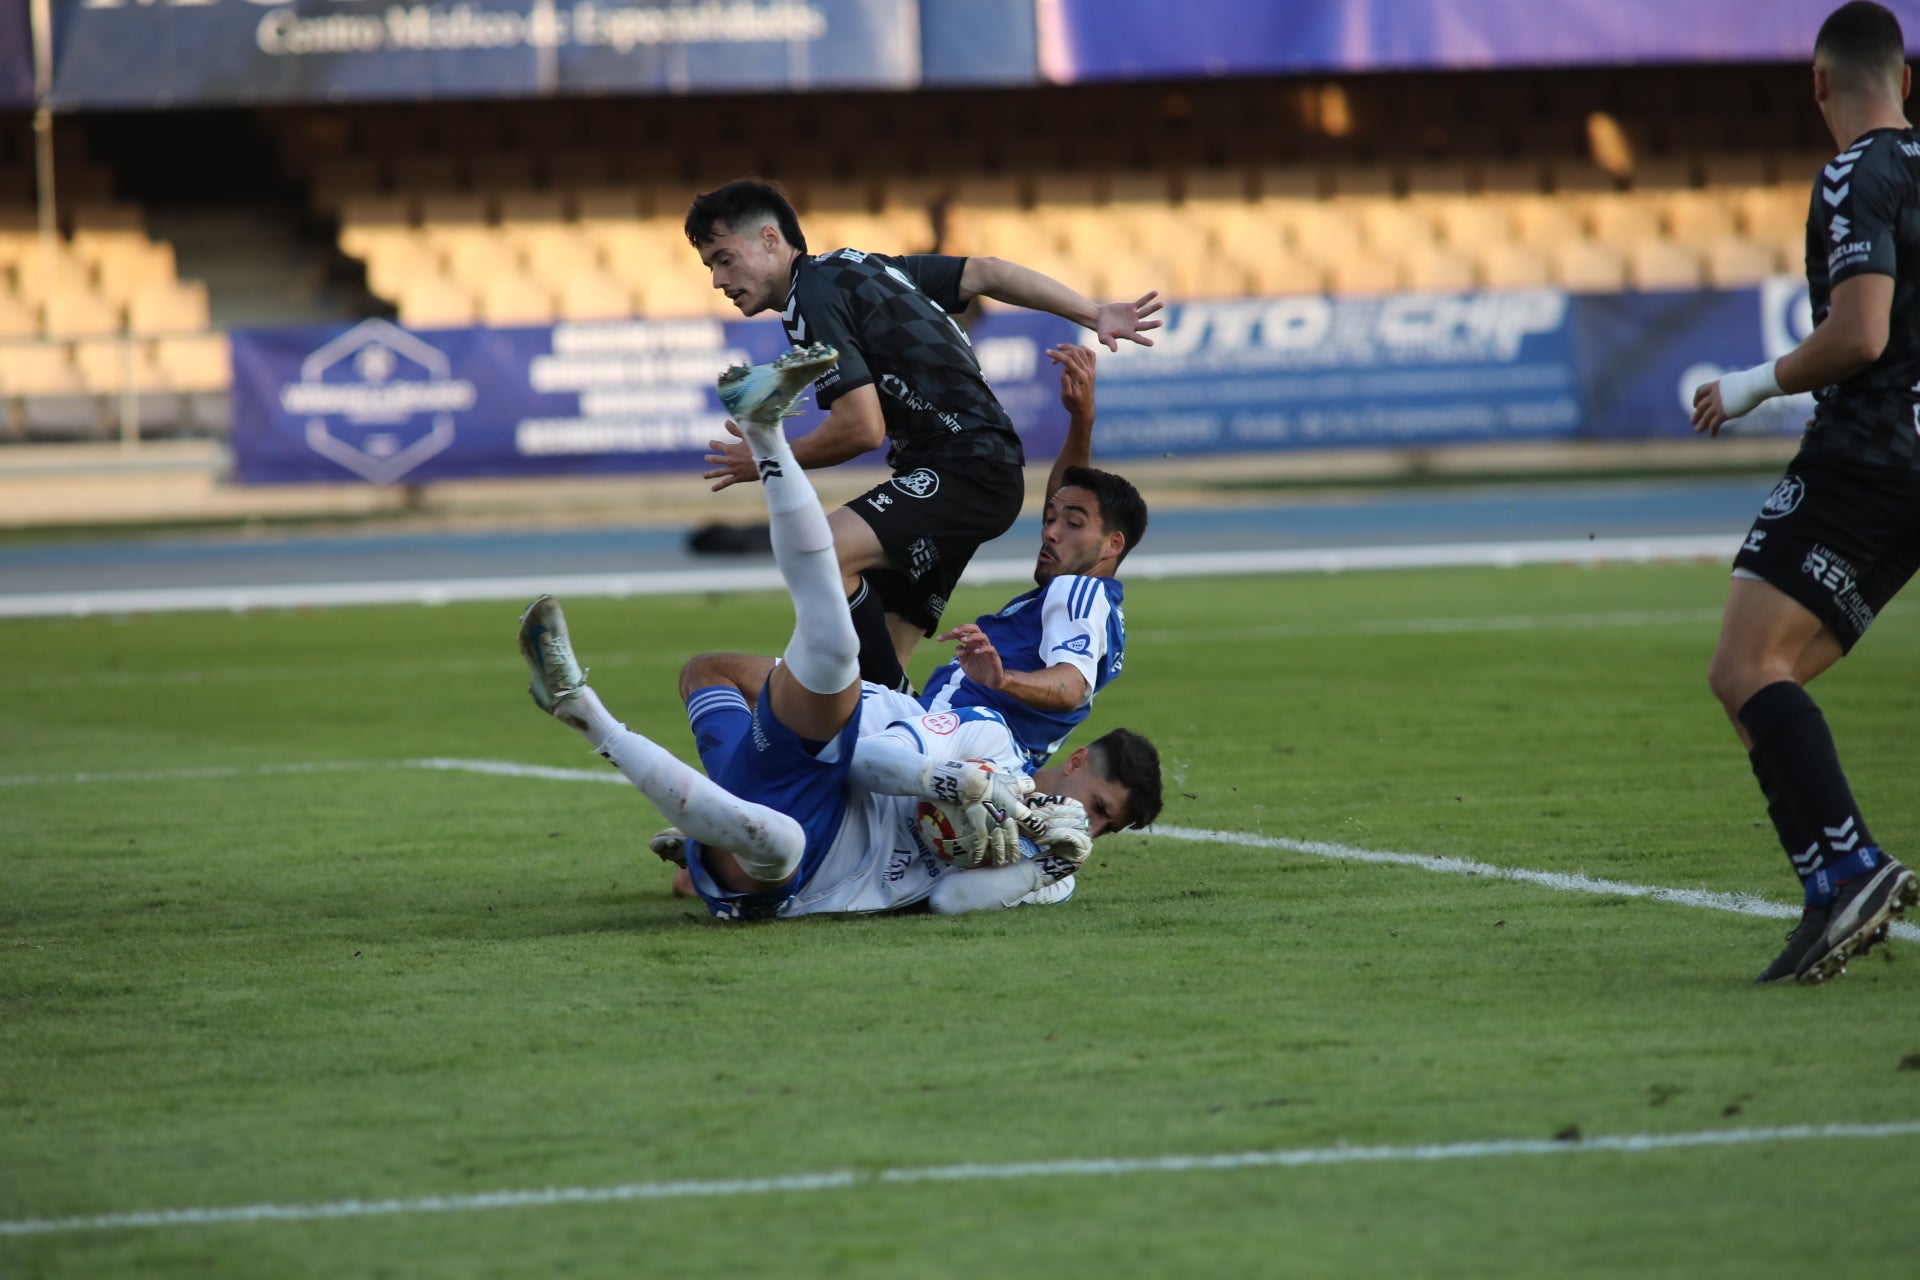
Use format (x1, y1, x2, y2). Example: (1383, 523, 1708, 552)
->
(4, 562, 1919, 1278)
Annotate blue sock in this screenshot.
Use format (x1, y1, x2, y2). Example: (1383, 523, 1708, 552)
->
(1803, 846, 1882, 907)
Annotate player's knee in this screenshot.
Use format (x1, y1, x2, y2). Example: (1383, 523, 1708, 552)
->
(679, 652, 736, 702)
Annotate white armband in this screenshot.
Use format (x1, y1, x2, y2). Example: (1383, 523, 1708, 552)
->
(1718, 359, 1783, 420)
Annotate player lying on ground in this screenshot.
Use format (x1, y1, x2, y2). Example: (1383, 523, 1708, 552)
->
(678, 342, 1149, 771)
(1689, 0, 1918, 983)
(518, 345, 1163, 921)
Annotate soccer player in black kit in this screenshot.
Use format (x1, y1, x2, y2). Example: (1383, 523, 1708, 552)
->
(1692, 1, 1920, 983)
(685, 179, 1161, 694)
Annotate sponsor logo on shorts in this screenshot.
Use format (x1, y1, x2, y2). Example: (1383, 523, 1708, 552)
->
(908, 536, 939, 580)
(1803, 543, 1878, 634)
(924, 594, 948, 622)
(891, 468, 941, 498)
(1759, 475, 1804, 520)
(884, 849, 914, 883)
(750, 705, 771, 753)
(921, 712, 960, 735)
(867, 491, 894, 512)
(1742, 529, 1767, 554)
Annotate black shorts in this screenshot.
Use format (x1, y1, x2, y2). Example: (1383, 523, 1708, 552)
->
(1731, 451, 1920, 653)
(845, 458, 1025, 635)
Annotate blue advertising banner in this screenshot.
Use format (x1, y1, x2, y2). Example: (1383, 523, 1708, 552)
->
(48, 0, 917, 109)
(0, 0, 31, 106)
(231, 283, 1805, 487)
(919, 0, 1035, 85)
(1039, 0, 1920, 80)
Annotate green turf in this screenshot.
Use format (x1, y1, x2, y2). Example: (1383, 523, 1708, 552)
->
(4, 563, 1918, 1278)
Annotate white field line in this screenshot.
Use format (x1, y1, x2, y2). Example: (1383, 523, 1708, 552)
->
(8, 756, 1917, 943)
(0, 534, 1737, 619)
(3, 1120, 1916, 1238)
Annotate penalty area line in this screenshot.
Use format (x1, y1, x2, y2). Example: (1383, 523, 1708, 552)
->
(1153, 823, 1920, 944)
(4, 1120, 1917, 1237)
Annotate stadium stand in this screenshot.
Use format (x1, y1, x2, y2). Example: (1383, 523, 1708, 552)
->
(0, 63, 1833, 441)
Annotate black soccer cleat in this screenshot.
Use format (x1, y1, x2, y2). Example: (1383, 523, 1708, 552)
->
(1794, 858, 1918, 986)
(1755, 905, 1833, 984)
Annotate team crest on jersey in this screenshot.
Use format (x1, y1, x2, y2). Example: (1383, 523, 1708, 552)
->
(891, 468, 940, 498)
(1759, 475, 1805, 520)
(1052, 635, 1094, 656)
(920, 712, 961, 735)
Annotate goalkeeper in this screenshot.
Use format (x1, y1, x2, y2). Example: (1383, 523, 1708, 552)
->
(516, 345, 1162, 921)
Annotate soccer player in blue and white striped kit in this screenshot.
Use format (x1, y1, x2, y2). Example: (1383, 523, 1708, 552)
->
(921, 343, 1148, 770)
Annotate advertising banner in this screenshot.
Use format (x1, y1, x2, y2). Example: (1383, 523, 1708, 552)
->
(919, 0, 1035, 85)
(0, 0, 31, 107)
(1039, 0, 1920, 81)
(47, 0, 917, 109)
(230, 282, 1806, 487)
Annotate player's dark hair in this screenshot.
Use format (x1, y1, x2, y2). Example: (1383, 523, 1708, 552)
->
(1088, 727, 1162, 830)
(1059, 465, 1149, 565)
(1816, 2, 1907, 92)
(684, 179, 808, 254)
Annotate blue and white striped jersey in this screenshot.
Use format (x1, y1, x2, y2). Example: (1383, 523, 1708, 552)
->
(919, 575, 1126, 769)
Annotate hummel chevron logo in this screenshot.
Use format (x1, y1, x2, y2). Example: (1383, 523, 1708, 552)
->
(1824, 816, 1860, 853)
(1823, 183, 1850, 206)
(757, 458, 784, 481)
(1824, 161, 1855, 181)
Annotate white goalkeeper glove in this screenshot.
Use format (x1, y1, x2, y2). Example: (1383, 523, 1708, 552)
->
(921, 759, 1038, 868)
(1019, 793, 1093, 881)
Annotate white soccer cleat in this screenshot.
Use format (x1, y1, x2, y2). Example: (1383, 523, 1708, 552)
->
(715, 342, 839, 426)
(517, 594, 589, 728)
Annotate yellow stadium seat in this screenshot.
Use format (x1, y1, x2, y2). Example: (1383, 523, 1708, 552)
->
(1479, 243, 1553, 289)
(1356, 201, 1440, 252)
(1664, 191, 1740, 249)
(555, 273, 633, 322)
(1555, 240, 1628, 291)
(126, 280, 210, 334)
(1403, 246, 1478, 292)
(43, 287, 123, 338)
(1509, 196, 1588, 248)
(72, 336, 166, 394)
(1326, 253, 1399, 296)
(88, 238, 179, 304)
(477, 273, 555, 327)
(1704, 238, 1780, 288)
(1586, 194, 1663, 245)
(1737, 188, 1807, 243)
(0, 289, 38, 338)
(0, 341, 84, 394)
(395, 275, 477, 328)
(1244, 251, 1324, 296)
(1701, 153, 1771, 188)
(1431, 197, 1515, 252)
(1282, 201, 1366, 265)
(152, 333, 231, 391)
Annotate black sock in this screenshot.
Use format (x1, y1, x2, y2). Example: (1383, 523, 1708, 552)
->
(847, 575, 910, 694)
(1738, 681, 1878, 901)
(1747, 746, 1820, 883)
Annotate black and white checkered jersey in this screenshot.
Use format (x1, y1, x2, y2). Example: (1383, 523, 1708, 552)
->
(782, 249, 1025, 471)
(1802, 126, 1920, 470)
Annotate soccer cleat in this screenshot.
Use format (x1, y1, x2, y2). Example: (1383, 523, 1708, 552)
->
(517, 594, 589, 728)
(1794, 858, 1918, 985)
(1755, 906, 1832, 983)
(715, 342, 839, 425)
(650, 827, 688, 868)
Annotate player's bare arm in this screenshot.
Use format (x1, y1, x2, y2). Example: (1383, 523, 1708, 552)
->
(704, 383, 887, 490)
(956, 256, 1162, 351)
(1692, 274, 1895, 435)
(1044, 343, 1098, 502)
(935, 622, 1091, 712)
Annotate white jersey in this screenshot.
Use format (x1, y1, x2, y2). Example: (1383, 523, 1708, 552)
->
(779, 686, 1069, 917)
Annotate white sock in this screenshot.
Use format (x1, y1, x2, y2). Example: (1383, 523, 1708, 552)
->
(743, 421, 858, 695)
(566, 685, 624, 752)
(598, 725, 805, 883)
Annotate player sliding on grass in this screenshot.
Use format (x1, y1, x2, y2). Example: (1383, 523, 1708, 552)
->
(517, 344, 1162, 920)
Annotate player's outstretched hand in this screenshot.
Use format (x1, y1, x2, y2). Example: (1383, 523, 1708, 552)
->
(935, 622, 1006, 689)
(1092, 291, 1163, 351)
(1047, 343, 1096, 420)
(1690, 379, 1729, 437)
(703, 420, 757, 491)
